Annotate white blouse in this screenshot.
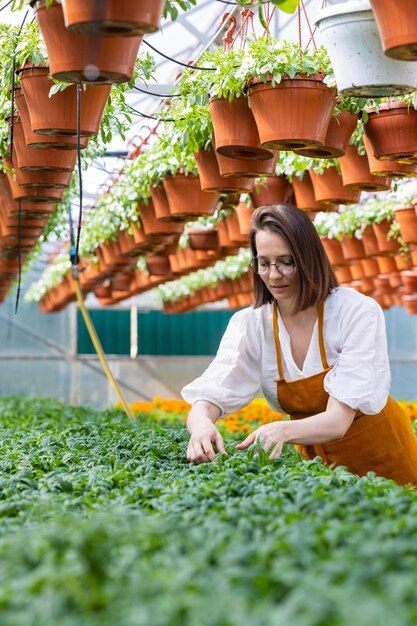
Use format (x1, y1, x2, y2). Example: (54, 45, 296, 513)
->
(181, 287, 391, 417)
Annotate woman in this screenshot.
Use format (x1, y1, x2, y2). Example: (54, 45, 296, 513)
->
(182, 204, 417, 486)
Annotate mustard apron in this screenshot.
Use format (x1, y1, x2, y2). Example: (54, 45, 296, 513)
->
(273, 300, 417, 486)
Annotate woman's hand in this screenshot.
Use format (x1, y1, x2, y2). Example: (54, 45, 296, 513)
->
(187, 421, 226, 464)
(186, 400, 226, 464)
(235, 422, 287, 460)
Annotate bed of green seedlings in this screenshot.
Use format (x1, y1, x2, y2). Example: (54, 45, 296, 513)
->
(0, 396, 416, 626)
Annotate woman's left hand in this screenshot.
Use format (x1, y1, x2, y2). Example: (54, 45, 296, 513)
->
(235, 422, 287, 460)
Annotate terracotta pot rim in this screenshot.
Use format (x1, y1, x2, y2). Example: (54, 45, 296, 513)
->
(366, 102, 417, 115)
(248, 73, 327, 88)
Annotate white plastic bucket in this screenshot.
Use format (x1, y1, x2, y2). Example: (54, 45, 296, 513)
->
(314, 1, 417, 96)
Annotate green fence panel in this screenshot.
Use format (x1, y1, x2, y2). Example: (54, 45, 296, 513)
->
(77, 309, 236, 356)
(77, 310, 130, 355)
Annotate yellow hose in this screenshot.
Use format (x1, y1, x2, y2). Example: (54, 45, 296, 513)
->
(73, 271, 135, 420)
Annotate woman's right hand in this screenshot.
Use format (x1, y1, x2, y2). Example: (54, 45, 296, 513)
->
(186, 401, 226, 464)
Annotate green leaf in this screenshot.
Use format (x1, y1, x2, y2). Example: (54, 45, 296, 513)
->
(271, 0, 302, 14)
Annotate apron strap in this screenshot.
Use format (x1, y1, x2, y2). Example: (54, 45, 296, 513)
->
(317, 300, 329, 370)
(273, 300, 329, 380)
(273, 301, 284, 381)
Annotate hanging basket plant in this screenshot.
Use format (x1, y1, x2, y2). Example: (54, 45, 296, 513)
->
(314, 1, 417, 96)
(339, 145, 391, 192)
(238, 39, 336, 150)
(251, 175, 292, 208)
(194, 145, 255, 193)
(294, 96, 363, 158)
(364, 100, 417, 162)
(369, 0, 417, 61)
(19, 67, 111, 136)
(35, 1, 143, 83)
(363, 133, 417, 178)
(15, 88, 89, 151)
(61, 0, 165, 36)
(187, 227, 220, 251)
(309, 162, 361, 205)
(215, 146, 276, 180)
(209, 95, 274, 160)
(163, 174, 219, 220)
(9, 115, 77, 171)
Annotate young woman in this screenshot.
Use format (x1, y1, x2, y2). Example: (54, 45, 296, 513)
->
(182, 204, 417, 486)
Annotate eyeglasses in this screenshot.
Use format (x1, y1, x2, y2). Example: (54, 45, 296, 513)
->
(250, 257, 296, 276)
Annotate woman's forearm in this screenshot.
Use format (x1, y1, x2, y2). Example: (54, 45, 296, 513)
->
(280, 404, 356, 446)
(186, 400, 222, 434)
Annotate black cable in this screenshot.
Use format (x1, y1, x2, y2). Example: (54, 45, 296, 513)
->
(133, 85, 180, 98)
(215, 0, 237, 3)
(0, 0, 13, 11)
(142, 40, 216, 71)
(10, 9, 29, 165)
(73, 83, 82, 268)
(127, 104, 183, 122)
(14, 199, 22, 314)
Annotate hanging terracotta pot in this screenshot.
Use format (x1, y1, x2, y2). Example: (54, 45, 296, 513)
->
(209, 96, 274, 160)
(360, 258, 380, 278)
(369, 0, 417, 61)
(194, 147, 255, 193)
(375, 254, 397, 274)
(216, 149, 275, 180)
(309, 167, 361, 205)
(150, 184, 173, 222)
(188, 229, 219, 251)
(364, 102, 417, 161)
(320, 237, 346, 266)
(402, 294, 417, 314)
(15, 88, 89, 151)
(251, 176, 292, 208)
(339, 145, 391, 191)
(216, 220, 241, 256)
(335, 265, 352, 283)
(247, 74, 336, 150)
(340, 234, 366, 261)
(361, 225, 379, 256)
(225, 212, 249, 245)
(8, 201, 56, 219)
(235, 201, 254, 236)
(14, 166, 72, 189)
(372, 219, 401, 254)
(146, 254, 173, 277)
(393, 206, 417, 245)
(292, 172, 335, 212)
(349, 261, 365, 280)
(20, 67, 111, 136)
(4, 164, 64, 204)
(294, 110, 358, 158)
(395, 253, 413, 271)
(400, 271, 417, 294)
(36, 1, 143, 83)
(138, 202, 183, 237)
(10, 115, 77, 172)
(314, 2, 417, 96)
(110, 270, 135, 292)
(363, 133, 417, 177)
(61, 0, 164, 35)
(162, 175, 219, 219)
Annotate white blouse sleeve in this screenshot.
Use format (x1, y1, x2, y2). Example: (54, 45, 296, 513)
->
(181, 307, 262, 417)
(324, 296, 390, 414)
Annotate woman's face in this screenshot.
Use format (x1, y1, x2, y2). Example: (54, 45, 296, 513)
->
(254, 229, 298, 305)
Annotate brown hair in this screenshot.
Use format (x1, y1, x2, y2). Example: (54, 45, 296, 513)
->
(249, 204, 338, 312)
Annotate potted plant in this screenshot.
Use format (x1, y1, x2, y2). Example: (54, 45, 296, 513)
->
(338, 121, 391, 191)
(309, 158, 361, 205)
(363, 96, 417, 162)
(240, 38, 337, 150)
(369, 0, 417, 61)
